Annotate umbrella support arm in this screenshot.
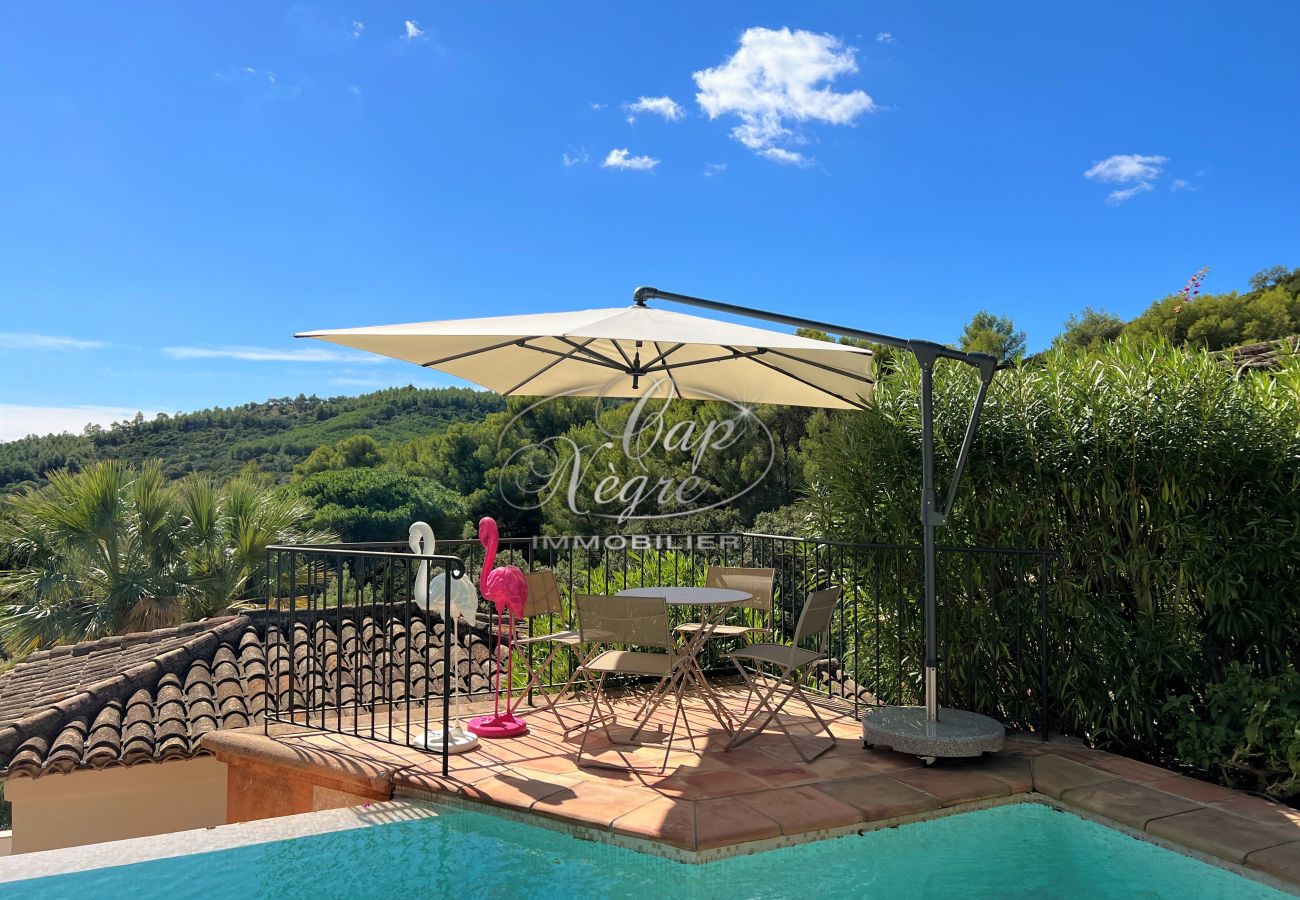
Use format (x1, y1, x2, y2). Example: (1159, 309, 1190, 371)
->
(638, 286, 1001, 725)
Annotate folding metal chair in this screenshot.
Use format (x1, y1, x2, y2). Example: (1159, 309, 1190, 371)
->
(674, 566, 775, 643)
(574, 593, 691, 774)
(726, 585, 843, 762)
(512, 570, 593, 730)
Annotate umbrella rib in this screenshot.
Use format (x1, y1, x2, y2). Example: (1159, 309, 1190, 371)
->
(652, 342, 684, 398)
(503, 338, 601, 396)
(643, 347, 768, 373)
(554, 336, 627, 370)
(747, 354, 871, 410)
(421, 336, 535, 368)
(516, 340, 625, 372)
(762, 347, 876, 386)
(643, 342, 685, 369)
(608, 340, 636, 368)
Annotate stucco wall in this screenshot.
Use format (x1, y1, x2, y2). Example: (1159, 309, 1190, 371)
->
(3, 757, 227, 854)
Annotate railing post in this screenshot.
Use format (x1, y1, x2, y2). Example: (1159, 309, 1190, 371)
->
(1039, 550, 1050, 742)
(443, 560, 453, 776)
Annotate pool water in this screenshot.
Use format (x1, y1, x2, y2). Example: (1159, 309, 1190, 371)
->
(8, 802, 1286, 899)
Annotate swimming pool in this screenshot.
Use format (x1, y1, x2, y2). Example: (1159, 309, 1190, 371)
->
(5, 802, 1286, 899)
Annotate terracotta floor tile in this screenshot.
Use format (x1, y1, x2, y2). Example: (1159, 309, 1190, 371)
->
(610, 796, 698, 850)
(1090, 755, 1175, 784)
(891, 766, 1011, 806)
(695, 796, 782, 850)
(801, 751, 887, 782)
(815, 774, 941, 822)
(1214, 797, 1300, 829)
(671, 768, 769, 799)
(457, 767, 583, 810)
(747, 764, 820, 788)
(1147, 774, 1241, 804)
(1061, 780, 1200, 830)
(736, 785, 863, 836)
(1148, 808, 1294, 864)
(976, 754, 1033, 793)
(1246, 841, 1300, 886)
(532, 778, 660, 828)
(1031, 754, 1118, 799)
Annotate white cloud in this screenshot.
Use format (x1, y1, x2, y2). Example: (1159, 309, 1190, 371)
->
(703, 162, 727, 176)
(351, 20, 364, 38)
(601, 148, 660, 171)
(562, 149, 590, 167)
(161, 345, 387, 363)
(0, 405, 160, 442)
(1084, 153, 1168, 204)
(624, 96, 686, 123)
(694, 27, 875, 164)
(1170, 178, 1197, 192)
(1106, 182, 1154, 205)
(349, 85, 361, 96)
(403, 20, 424, 40)
(1084, 154, 1168, 184)
(876, 32, 895, 43)
(760, 147, 808, 166)
(0, 332, 106, 351)
(590, 102, 607, 110)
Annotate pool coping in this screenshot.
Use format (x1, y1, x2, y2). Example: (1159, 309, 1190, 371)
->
(196, 697, 1300, 890)
(1, 792, 1295, 897)
(406, 786, 1300, 895)
(0, 799, 438, 885)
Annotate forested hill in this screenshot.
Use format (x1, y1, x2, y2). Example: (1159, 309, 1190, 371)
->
(0, 386, 505, 492)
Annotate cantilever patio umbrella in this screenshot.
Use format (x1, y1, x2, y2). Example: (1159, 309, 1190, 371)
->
(297, 287, 1000, 749)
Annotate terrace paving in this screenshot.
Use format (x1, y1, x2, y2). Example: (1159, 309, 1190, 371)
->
(203, 687, 1300, 888)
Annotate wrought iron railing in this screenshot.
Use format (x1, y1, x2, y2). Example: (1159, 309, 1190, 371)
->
(263, 533, 1055, 775)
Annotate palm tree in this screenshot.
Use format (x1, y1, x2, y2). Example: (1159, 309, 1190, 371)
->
(0, 461, 331, 654)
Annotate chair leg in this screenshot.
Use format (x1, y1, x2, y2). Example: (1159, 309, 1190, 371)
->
(728, 665, 836, 762)
(576, 672, 609, 769)
(629, 665, 686, 742)
(535, 646, 602, 733)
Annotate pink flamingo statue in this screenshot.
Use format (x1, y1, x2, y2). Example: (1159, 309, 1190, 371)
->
(467, 516, 530, 738)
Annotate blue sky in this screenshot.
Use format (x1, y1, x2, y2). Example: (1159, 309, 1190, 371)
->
(2, 2, 1297, 440)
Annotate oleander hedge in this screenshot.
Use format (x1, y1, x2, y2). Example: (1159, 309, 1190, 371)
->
(803, 338, 1300, 797)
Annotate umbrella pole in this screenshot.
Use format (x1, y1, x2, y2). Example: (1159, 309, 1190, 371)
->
(917, 345, 941, 723)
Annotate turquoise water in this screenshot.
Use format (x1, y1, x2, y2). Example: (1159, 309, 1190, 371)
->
(7, 803, 1285, 899)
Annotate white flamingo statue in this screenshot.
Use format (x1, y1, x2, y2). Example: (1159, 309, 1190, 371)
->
(408, 521, 481, 754)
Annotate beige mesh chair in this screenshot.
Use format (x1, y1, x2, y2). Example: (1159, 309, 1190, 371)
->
(726, 585, 843, 762)
(674, 566, 776, 642)
(512, 570, 592, 730)
(574, 593, 690, 773)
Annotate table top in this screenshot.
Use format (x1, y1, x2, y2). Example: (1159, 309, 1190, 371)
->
(615, 586, 751, 606)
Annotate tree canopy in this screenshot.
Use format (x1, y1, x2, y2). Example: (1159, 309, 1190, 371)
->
(959, 310, 1027, 361)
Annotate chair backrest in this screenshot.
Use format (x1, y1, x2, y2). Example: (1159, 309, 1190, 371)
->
(575, 594, 673, 651)
(793, 586, 842, 647)
(705, 566, 776, 613)
(522, 570, 563, 618)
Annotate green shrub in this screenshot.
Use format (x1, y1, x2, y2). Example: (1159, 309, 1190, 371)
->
(803, 338, 1300, 776)
(1165, 664, 1300, 800)
(293, 468, 465, 543)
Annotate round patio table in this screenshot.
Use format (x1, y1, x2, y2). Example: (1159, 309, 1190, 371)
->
(615, 586, 752, 733)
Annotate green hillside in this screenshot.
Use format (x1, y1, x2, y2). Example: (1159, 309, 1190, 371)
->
(0, 386, 505, 492)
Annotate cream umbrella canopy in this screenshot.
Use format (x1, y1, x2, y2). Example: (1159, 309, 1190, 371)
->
(296, 301, 875, 410)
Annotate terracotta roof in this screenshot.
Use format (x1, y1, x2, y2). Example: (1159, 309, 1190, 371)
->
(0, 606, 496, 778)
